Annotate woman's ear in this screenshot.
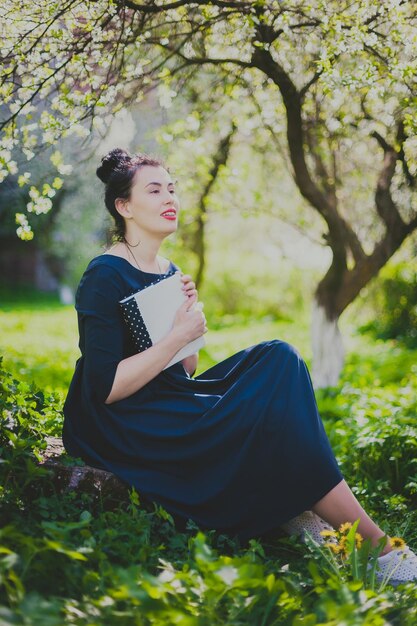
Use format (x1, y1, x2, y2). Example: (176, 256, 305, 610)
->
(115, 198, 131, 219)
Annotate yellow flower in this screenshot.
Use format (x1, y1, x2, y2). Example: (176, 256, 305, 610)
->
(336, 535, 349, 558)
(339, 522, 352, 534)
(390, 537, 406, 550)
(325, 542, 341, 554)
(355, 533, 363, 548)
(320, 529, 338, 538)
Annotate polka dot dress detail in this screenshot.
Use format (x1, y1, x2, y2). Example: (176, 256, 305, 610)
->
(120, 298, 153, 352)
(119, 272, 175, 353)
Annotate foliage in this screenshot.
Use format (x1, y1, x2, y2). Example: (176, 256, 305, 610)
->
(2, 301, 417, 622)
(358, 261, 417, 348)
(0, 361, 62, 510)
(316, 340, 417, 539)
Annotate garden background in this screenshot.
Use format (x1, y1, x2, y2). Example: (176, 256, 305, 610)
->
(1, 1, 417, 624)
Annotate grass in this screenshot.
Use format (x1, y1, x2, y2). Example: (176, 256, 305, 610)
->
(2, 294, 417, 624)
(0, 305, 79, 394)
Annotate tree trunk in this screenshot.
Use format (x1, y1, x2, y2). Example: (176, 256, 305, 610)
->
(311, 299, 345, 388)
(193, 123, 237, 289)
(193, 210, 206, 290)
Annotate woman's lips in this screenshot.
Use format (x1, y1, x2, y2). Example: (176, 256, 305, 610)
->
(161, 210, 177, 220)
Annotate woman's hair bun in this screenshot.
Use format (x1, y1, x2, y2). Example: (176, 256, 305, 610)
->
(96, 148, 131, 184)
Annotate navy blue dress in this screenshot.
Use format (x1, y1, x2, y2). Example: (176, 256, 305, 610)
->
(63, 254, 343, 541)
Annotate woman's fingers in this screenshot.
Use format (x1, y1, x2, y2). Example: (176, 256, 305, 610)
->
(181, 274, 196, 293)
(186, 289, 198, 301)
(184, 285, 197, 296)
(182, 298, 194, 311)
(183, 294, 201, 312)
(180, 274, 199, 305)
(185, 293, 197, 309)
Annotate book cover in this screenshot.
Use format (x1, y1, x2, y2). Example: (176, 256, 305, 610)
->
(120, 272, 206, 369)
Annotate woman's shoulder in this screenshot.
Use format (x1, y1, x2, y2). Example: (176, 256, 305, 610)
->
(87, 253, 125, 271)
(82, 254, 126, 279)
(78, 254, 128, 294)
(74, 256, 127, 312)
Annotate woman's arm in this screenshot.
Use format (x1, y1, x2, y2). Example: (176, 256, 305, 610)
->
(105, 331, 186, 404)
(105, 297, 206, 404)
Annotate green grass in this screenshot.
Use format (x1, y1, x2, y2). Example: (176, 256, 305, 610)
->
(2, 296, 417, 624)
(0, 306, 79, 394)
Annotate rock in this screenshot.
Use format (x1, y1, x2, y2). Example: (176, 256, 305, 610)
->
(40, 436, 128, 502)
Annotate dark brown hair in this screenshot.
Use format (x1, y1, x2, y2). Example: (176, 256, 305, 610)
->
(96, 148, 166, 240)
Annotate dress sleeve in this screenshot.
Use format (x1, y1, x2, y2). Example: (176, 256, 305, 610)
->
(76, 263, 126, 403)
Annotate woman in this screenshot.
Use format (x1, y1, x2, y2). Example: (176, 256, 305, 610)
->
(63, 148, 417, 585)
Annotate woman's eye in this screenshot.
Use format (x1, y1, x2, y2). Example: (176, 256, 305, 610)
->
(150, 188, 176, 194)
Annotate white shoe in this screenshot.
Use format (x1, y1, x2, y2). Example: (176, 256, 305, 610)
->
(281, 510, 336, 545)
(375, 546, 417, 586)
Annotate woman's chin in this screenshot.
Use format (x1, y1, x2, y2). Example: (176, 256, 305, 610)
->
(161, 221, 178, 235)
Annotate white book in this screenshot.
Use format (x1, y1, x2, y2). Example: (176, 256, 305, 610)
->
(120, 272, 206, 369)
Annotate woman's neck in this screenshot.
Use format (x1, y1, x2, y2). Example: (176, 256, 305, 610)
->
(123, 231, 162, 264)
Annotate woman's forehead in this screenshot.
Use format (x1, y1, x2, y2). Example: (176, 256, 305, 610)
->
(134, 165, 173, 186)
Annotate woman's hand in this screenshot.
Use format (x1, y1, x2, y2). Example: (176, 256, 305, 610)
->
(172, 298, 207, 344)
(180, 273, 198, 304)
(178, 274, 204, 376)
(170, 274, 207, 345)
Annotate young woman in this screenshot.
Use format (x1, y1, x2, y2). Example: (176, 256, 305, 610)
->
(63, 148, 417, 585)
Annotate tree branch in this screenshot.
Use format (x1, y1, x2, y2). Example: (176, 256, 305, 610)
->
(250, 47, 350, 270)
(247, 87, 293, 177)
(332, 117, 417, 315)
(371, 129, 406, 231)
(122, 0, 252, 13)
(300, 69, 323, 99)
(397, 120, 416, 189)
(193, 121, 237, 287)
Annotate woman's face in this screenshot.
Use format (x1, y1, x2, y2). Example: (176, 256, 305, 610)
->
(121, 165, 180, 238)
